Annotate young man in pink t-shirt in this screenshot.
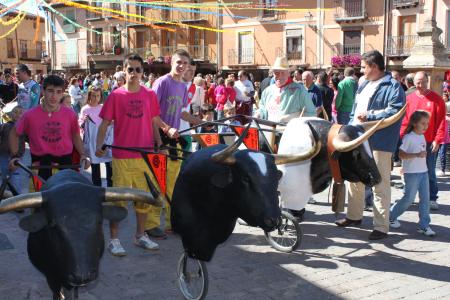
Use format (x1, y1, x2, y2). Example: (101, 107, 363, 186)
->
(95, 54, 179, 256)
(9, 75, 89, 180)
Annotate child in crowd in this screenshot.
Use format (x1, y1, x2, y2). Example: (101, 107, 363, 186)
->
(60, 93, 72, 109)
(220, 103, 240, 134)
(390, 110, 435, 236)
(0, 106, 28, 195)
(79, 86, 113, 187)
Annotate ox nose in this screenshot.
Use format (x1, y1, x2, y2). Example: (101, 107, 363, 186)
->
(68, 271, 98, 286)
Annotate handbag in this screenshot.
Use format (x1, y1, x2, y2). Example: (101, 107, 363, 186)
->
(331, 181, 346, 213)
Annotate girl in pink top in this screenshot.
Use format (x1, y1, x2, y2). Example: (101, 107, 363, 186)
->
(215, 78, 236, 120)
(79, 86, 113, 186)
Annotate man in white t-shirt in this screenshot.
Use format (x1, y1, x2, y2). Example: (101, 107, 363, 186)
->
(335, 50, 406, 241)
(234, 70, 255, 117)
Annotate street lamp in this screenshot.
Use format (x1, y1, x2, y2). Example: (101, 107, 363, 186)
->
(304, 11, 317, 31)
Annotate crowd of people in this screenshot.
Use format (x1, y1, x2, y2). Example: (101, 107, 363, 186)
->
(0, 49, 449, 254)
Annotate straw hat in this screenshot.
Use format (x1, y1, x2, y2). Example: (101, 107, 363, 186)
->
(271, 56, 291, 71)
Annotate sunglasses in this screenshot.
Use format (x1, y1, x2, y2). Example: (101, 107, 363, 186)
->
(127, 67, 143, 74)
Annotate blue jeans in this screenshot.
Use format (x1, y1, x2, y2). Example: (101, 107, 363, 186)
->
(0, 153, 29, 194)
(426, 143, 438, 202)
(390, 172, 430, 229)
(438, 144, 447, 172)
(337, 111, 350, 125)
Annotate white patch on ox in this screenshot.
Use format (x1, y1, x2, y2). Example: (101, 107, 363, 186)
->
(277, 118, 314, 210)
(248, 152, 267, 176)
(358, 132, 373, 158)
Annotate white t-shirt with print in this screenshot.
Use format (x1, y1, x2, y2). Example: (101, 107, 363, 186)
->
(352, 75, 387, 125)
(234, 79, 254, 103)
(400, 132, 428, 173)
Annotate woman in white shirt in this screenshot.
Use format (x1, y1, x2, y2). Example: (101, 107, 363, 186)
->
(68, 77, 83, 114)
(191, 77, 205, 117)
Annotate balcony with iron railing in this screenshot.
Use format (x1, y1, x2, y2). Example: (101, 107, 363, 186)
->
(179, 9, 206, 23)
(385, 35, 419, 57)
(228, 48, 255, 65)
(19, 48, 43, 61)
(393, 0, 420, 8)
(60, 54, 79, 68)
(128, 45, 215, 62)
(332, 43, 362, 55)
(334, 0, 367, 22)
(276, 47, 302, 62)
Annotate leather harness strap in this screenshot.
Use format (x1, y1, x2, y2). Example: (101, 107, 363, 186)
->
(327, 124, 343, 184)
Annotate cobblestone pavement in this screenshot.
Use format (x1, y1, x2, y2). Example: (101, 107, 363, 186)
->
(0, 169, 449, 300)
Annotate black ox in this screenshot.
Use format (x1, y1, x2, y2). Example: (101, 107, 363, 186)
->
(274, 105, 406, 211)
(171, 124, 321, 262)
(0, 170, 160, 300)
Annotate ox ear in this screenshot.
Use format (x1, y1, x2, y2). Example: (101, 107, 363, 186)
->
(102, 204, 128, 222)
(211, 169, 233, 188)
(19, 212, 48, 233)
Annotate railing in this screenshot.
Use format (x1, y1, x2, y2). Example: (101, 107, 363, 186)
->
(393, 0, 420, 8)
(179, 9, 203, 22)
(19, 48, 43, 60)
(276, 47, 302, 61)
(333, 43, 362, 55)
(385, 35, 419, 57)
(334, 0, 367, 21)
(60, 54, 79, 68)
(127, 45, 215, 62)
(228, 48, 254, 65)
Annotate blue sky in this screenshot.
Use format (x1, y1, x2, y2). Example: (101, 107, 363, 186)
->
(0, 0, 44, 16)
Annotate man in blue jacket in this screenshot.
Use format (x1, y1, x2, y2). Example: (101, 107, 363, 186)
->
(335, 50, 406, 240)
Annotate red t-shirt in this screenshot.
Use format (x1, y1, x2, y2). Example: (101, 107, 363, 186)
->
(100, 86, 160, 159)
(400, 90, 446, 144)
(16, 106, 79, 156)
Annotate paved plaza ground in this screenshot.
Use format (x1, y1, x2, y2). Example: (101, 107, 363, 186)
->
(0, 168, 449, 300)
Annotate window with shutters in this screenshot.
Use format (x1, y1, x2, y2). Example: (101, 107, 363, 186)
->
(286, 29, 303, 60)
(238, 31, 253, 64)
(343, 30, 361, 54)
(20, 40, 28, 59)
(260, 0, 276, 18)
(6, 38, 15, 58)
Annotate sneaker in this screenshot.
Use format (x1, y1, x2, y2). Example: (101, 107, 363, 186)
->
(389, 220, 401, 229)
(307, 197, 317, 204)
(108, 239, 126, 257)
(134, 234, 159, 250)
(430, 201, 439, 210)
(393, 161, 402, 167)
(364, 205, 373, 212)
(417, 227, 436, 237)
(145, 227, 167, 240)
(436, 170, 445, 177)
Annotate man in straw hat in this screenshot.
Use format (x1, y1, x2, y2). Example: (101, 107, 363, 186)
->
(335, 50, 406, 240)
(255, 56, 315, 123)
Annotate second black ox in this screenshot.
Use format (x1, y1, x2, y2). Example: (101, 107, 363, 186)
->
(171, 124, 321, 262)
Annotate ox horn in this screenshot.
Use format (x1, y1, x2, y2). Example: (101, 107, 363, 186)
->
(272, 123, 322, 165)
(104, 188, 162, 207)
(0, 193, 43, 213)
(332, 118, 385, 152)
(211, 123, 251, 165)
(360, 104, 407, 132)
(332, 105, 407, 153)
